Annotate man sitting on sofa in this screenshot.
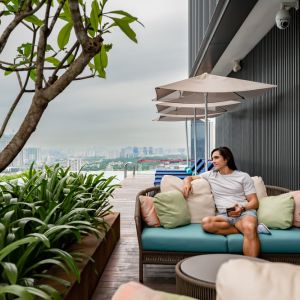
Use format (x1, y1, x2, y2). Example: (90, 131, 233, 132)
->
(182, 146, 269, 257)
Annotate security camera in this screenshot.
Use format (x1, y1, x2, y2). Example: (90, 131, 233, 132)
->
(275, 1, 299, 30)
(275, 8, 291, 29)
(232, 60, 241, 73)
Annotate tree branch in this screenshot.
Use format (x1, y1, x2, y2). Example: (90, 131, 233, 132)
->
(44, 50, 98, 101)
(0, 0, 47, 54)
(0, 29, 37, 138)
(35, 0, 51, 89)
(16, 71, 23, 88)
(21, 20, 34, 31)
(0, 90, 49, 172)
(51, 41, 79, 79)
(48, 0, 66, 34)
(69, 0, 90, 51)
(0, 63, 71, 72)
(74, 74, 95, 81)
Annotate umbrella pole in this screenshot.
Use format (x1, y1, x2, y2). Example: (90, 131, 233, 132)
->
(193, 108, 197, 175)
(205, 92, 208, 171)
(185, 119, 190, 167)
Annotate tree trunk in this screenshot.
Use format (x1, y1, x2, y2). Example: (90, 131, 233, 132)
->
(0, 91, 48, 171)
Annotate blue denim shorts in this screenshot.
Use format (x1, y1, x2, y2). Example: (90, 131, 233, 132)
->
(218, 209, 257, 225)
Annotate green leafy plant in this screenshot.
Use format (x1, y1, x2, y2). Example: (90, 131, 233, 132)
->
(0, 164, 120, 299)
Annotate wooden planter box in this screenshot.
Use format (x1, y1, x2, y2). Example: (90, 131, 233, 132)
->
(41, 213, 120, 300)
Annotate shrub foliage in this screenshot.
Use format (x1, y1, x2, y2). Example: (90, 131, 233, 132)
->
(0, 164, 119, 299)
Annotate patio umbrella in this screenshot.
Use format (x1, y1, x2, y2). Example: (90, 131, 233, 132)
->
(153, 113, 221, 175)
(155, 100, 240, 173)
(154, 107, 224, 174)
(155, 73, 277, 170)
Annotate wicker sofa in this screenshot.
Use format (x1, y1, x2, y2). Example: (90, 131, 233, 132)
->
(135, 185, 300, 282)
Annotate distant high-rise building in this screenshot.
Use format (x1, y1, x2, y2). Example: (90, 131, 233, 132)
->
(133, 147, 139, 157)
(191, 120, 215, 161)
(24, 147, 40, 164)
(148, 147, 154, 155)
(67, 159, 82, 172)
(142, 147, 148, 156)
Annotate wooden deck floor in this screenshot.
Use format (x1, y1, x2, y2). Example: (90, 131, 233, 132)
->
(91, 174, 176, 300)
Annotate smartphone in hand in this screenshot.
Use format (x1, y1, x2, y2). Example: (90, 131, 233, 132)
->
(226, 206, 236, 216)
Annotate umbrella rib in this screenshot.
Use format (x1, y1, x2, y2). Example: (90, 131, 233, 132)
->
(233, 92, 245, 99)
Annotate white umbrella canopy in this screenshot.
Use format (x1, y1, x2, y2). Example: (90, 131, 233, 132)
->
(155, 73, 277, 101)
(155, 72, 277, 170)
(156, 105, 223, 116)
(155, 101, 240, 114)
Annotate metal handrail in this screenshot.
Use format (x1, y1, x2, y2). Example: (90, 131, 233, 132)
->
(124, 162, 136, 178)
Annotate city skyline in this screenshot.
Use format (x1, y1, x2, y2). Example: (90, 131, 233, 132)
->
(0, 0, 188, 150)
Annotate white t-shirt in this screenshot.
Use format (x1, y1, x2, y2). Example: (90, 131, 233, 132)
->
(200, 170, 256, 213)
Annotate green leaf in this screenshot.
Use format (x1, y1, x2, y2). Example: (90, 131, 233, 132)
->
(100, 45, 108, 68)
(67, 54, 75, 64)
(46, 248, 80, 281)
(90, 0, 100, 32)
(1, 262, 18, 284)
(45, 57, 61, 67)
(104, 43, 113, 52)
(62, 1, 72, 22)
(29, 69, 36, 81)
(45, 44, 54, 52)
(28, 233, 50, 248)
(0, 285, 33, 300)
(57, 23, 73, 50)
(111, 17, 137, 43)
(37, 285, 61, 300)
(26, 258, 69, 275)
(34, 274, 71, 288)
(107, 10, 138, 22)
(4, 68, 15, 76)
(25, 15, 44, 27)
(94, 52, 105, 78)
(0, 236, 45, 261)
(25, 287, 52, 300)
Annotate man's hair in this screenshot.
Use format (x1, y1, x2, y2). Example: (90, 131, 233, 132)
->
(211, 146, 237, 170)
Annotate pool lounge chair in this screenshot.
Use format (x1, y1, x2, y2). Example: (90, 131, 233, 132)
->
(155, 158, 203, 175)
(153, 161, 213, 186)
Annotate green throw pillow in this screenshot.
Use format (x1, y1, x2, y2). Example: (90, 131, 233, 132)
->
(160, 291, 197, 300)
(154, 190, 191, 228)
(257, 193, 294, 229)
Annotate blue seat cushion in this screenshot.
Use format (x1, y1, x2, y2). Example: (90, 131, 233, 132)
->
(227, 227, 300, 253)
(142, 224, 227, 252)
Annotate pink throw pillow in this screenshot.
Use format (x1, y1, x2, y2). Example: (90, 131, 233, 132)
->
(112, 281, 165, 300)
(139, 196, 161, 227)
(290, 191, 300, 227)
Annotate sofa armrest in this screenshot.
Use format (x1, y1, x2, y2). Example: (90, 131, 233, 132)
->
(265, 185, 290, 196)
(134, 186, 161, 249)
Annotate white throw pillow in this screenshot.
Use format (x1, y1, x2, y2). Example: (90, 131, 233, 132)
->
(160, 175, 215, 223)
(251, 176, 268, 200)
(216, 259, 300, 300)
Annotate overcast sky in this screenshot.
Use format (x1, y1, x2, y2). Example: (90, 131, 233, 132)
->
(0, 0, 188, 150)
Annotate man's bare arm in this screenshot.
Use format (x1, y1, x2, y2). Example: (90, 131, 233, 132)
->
(182, 176, 200, 198)
(245, 193, 259, 210)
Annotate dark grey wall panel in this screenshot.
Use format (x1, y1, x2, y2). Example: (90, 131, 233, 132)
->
(189, 0, 219, 71)
(216, 9, 300, 190)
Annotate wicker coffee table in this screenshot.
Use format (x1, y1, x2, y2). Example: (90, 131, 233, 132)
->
(176, 254, 265, 299)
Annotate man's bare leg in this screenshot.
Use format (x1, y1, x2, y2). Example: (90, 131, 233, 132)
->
(235, 216, 260, 257)
(202, 216, 239, 235)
